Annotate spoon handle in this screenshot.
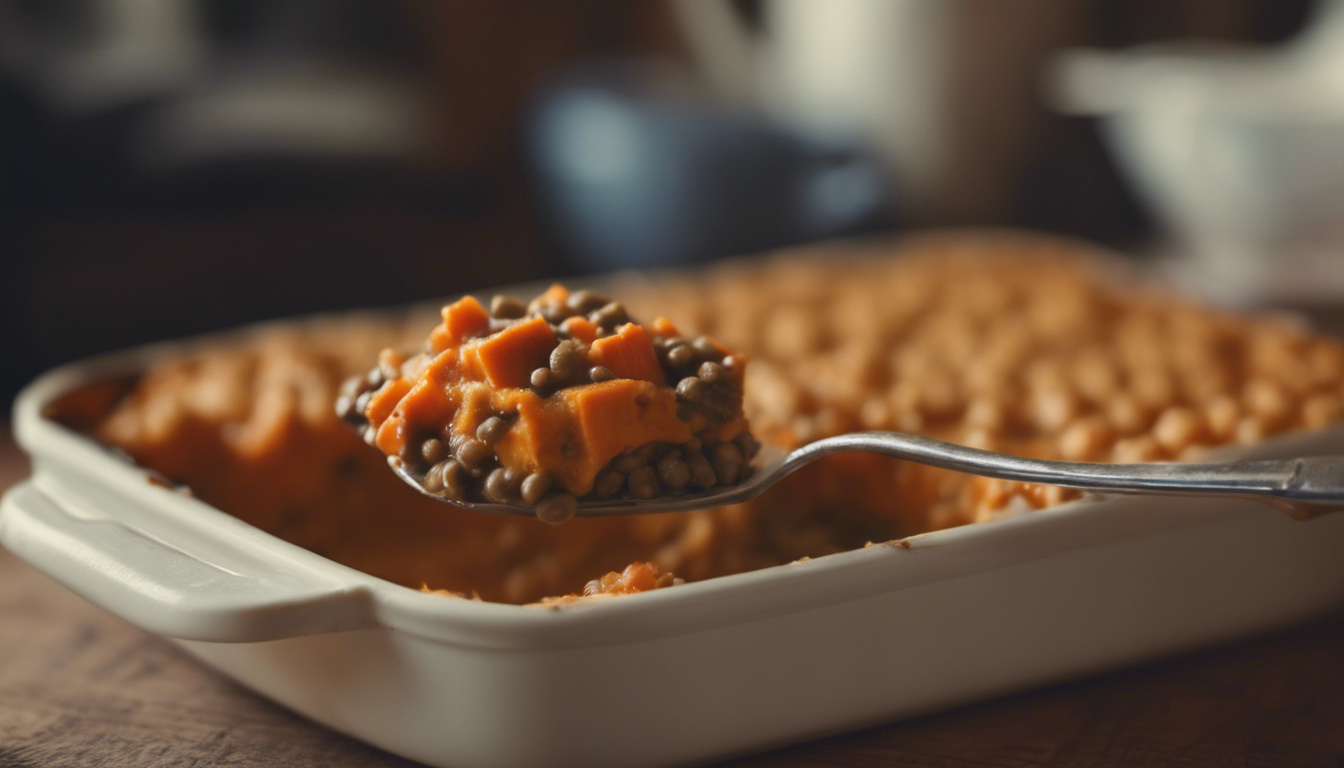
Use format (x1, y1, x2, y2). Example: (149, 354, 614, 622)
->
(790, 432, 1344, 516)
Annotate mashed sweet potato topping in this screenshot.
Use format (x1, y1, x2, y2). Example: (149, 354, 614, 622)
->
(60, 233, 1344, 604)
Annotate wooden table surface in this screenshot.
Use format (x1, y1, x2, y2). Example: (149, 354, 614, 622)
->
(2, 422, 1342, 768)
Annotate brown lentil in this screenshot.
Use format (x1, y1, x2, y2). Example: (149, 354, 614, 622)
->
(676, 377, 707, 402)
(420, 437, 449, 466)
(698, 361, 726, 383)
(667, 344, 698, 369)
(590, 301, 629, 329)
(566, 289, 610, 314)
(592, 469, 625, 498)
(734, 431, 761, 460)
(353, 391, 374, 418)
(686, 452, 716, 489)
(710, 442, 744, 485)
(475, 416, 511, 446)
(612, 450, 647, 474)
(656, 452, 692, 490)
(626, 466, 659, 499)
(491, 294, 527, 319)
(535, 492, 578, 524)
(520, 472, 553, 505)
(456, 438, 493, 474)
(440, 459, 469, 498)
(549, 339, 585, 380)
(540, 302, 575, 325)
(421, 461, 447, 494)
(488, 467, 527, 503)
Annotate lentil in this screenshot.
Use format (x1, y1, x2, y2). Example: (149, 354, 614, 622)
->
(456, 439, 493, 474)
(549, 339, 585, 380)
(676, 376, 707, 402)
(592, 469, 625, 498)
(440, 459, 470, 498)
(484, 467, 518, 502)
(520, 472, 552, 505)
(590, 301, 629, 330)
(491, 295, 527, 319)
(421, 437, 449, 466)
(656, 452, 692, 490)
(566, 289, 609, 314)
(698, 361, 726, 383)
(536, 492, 578, 524)
(626, 466, 659, 498)
(475, 416, 511, 446)
(686, 452, 717, 489)
(612, 450, 647, 474)
(667, 343, 698, 369)
(692, 336, 719, 358)
(710, 442, 744, 485)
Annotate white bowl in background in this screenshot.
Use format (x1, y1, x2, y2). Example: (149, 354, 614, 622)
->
(1050, 35, 1344, 305)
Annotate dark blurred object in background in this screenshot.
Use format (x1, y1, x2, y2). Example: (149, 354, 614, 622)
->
(530, 63, 894, 270)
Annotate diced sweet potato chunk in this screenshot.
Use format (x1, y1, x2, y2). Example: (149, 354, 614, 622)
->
(536, 283, 570, 307)
(558, 380, 690, 488)
(589, 323, 667, 386)
(431, 296, 491, 351)
(366, 378, 410, 427)
(474, 316, 558, 389)
(650, 316, 681, 338)
(560, 316, 599, 344)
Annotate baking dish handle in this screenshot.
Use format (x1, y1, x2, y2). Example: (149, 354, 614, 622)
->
(0, 481, 377, 643)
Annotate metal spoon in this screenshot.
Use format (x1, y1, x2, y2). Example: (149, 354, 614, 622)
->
(388, 431, 1344, 520)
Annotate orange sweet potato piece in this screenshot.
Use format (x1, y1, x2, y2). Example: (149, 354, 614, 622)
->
(491, 390, 570, 478)
(394, 364, 456, 438)
(375, 412, 406, 456)
(650, 316, 681, 338)
(538, 283, 570, 306)
(560, 316, 599, 344)
(596, 562, 661, 594)
(589, 323, 667, 386)
(430, 296, 491, 351)
(449, 384, 497, 445)
(558, 380, 690, 489)
(366, 378, 411, 427)
(474, 316, 557, 389)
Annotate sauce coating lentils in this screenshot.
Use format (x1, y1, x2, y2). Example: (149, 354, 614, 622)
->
(339, 284, 753, 522)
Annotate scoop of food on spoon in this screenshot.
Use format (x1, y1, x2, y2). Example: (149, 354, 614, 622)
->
(340, 286, 1344, 523)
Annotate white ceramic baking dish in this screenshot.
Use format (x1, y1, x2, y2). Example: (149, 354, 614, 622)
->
(4, 330, 1344, 768)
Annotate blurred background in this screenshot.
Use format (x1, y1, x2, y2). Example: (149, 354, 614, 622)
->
(2, 0, 1337, 411)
